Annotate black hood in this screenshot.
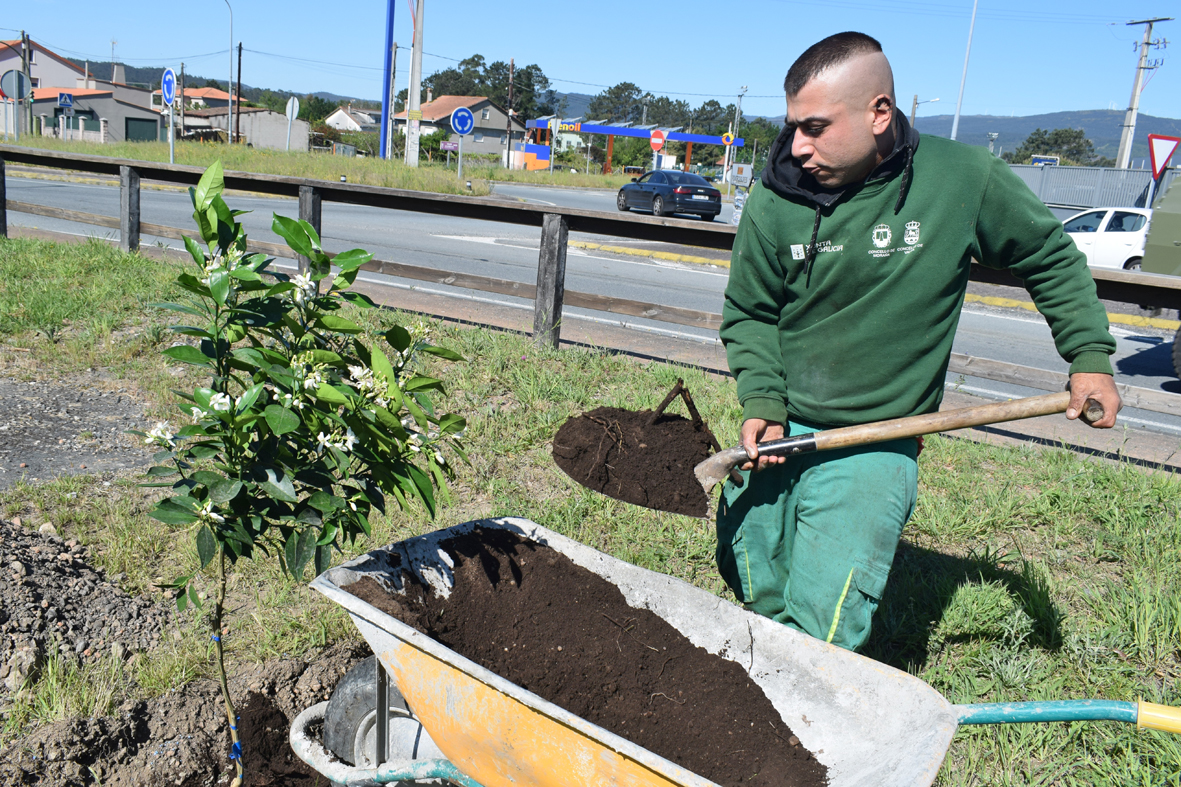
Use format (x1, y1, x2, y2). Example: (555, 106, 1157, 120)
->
(758, 110, 921, 276)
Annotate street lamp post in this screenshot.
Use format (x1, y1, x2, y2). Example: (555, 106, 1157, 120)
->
(909, 95, 940, 128)
(222, 0, 233, 143)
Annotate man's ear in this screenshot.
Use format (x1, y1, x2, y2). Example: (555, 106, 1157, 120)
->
(870, 94, 894, 135)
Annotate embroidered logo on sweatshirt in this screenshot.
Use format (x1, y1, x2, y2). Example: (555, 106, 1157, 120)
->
(904, 221, 921, 245)
(791, 244, 806, 260)
(872, 224, 892, 248)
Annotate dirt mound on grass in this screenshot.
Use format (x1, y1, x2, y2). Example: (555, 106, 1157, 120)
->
(0, 641, 368, 787)
(0, 519, 174, 697)
(0, 513, 370, 787)
(552, 406, 718, 516)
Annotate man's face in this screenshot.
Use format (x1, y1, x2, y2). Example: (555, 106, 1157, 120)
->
(786, 56, 894, 188)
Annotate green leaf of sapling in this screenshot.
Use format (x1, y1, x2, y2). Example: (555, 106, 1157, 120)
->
(264, 405, 301, 435)
(196, 526, 217, 568)
(162, 345, 213, 367)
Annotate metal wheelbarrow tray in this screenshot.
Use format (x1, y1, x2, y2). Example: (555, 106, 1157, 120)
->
(291, 517, 1181, 787)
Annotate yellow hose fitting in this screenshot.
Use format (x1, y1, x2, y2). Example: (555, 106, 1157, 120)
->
(1137, 700, 1181, 734)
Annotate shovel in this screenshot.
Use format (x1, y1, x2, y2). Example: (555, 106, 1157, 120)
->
(695, 391, 1105, 494)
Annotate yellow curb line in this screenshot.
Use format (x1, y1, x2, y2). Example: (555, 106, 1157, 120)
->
(964, 293, 1180, 331)
(570, 241, 730, 268)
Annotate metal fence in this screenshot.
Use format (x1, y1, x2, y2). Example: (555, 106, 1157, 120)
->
(1009, 164, 1178, 210)
(4, 145, 1181, 418)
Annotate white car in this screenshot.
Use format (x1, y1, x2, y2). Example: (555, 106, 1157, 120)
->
(1062, 207, 1151, 270)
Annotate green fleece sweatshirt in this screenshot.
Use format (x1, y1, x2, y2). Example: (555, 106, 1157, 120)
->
(721, 132, 1116, 428)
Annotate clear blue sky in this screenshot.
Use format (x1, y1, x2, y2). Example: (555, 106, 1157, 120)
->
(5, 0, 1178, 120)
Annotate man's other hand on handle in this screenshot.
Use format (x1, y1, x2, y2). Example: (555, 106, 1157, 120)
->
(1067, 372, 1121, 428)
(740, 418, 787, 471)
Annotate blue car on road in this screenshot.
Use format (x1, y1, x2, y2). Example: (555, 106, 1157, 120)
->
(616, 170, 722, 221)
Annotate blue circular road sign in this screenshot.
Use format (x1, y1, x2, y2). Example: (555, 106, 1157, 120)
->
(450, 106, 475, 136)
(161, 68, 177, 107)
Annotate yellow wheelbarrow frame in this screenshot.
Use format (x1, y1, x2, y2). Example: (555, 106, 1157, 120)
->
(292, 517, 1181, 787)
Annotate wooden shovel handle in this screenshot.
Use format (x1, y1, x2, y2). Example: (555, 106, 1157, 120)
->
(814, 392, 1102, 452)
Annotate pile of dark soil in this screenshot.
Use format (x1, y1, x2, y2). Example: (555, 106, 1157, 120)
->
(346, 527, 828, 787)
(552, 401, 718, 516)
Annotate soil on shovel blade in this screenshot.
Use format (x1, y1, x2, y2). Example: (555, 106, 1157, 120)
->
(345, 527, 828, 787)
(552, 406, 716, 517)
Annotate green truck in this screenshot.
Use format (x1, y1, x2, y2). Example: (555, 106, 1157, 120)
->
(1141, 176, 1181, 375)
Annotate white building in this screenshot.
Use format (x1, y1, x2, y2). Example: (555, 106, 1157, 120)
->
(324, 105, 379, 132)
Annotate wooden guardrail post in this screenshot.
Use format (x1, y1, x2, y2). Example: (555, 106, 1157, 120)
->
(298, 184, 322, 278)
(119, 165, 140, 253)
(534, 212, 569, 348)
(0, 154, 7, 239)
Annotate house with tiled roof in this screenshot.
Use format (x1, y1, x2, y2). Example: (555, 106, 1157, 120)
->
(151, 86, 238, 111)
(393, 96, 526, 158)
(1, 38, 153, 108)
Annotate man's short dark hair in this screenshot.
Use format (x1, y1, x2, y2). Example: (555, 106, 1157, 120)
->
(784, 32, 883, 95)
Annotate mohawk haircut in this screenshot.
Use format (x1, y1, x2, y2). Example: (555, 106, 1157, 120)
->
(784, 32, 884, 96)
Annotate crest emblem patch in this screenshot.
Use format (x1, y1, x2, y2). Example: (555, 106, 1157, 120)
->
(871, 223, 892, 248)
(904, 221, 921, 246)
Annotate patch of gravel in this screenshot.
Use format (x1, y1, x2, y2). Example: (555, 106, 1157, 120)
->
(0, 512, 369, 786)
(0, 641, 367, 786)
(0, 519, 175, 696)
(0, 377, 154, 490)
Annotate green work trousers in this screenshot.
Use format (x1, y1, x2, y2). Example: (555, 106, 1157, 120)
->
(715, 419, 918, 652)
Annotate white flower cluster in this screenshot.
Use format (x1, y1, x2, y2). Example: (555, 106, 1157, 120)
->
(199, 499, 225, 524)
(210, 392, 233, 412)
(348, 364, 390, 408)
(292, 273, 317, 304)
(144, 422, 176, 448)
(198, 245, 244, 287)
(316, 428, 358, 454)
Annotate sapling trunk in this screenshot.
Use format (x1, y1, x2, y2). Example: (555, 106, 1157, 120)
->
(213, 552, 244, 787)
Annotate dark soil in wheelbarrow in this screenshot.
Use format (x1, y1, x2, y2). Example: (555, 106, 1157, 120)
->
(346, 527, 828, 787)
(552, 406, 717, 517)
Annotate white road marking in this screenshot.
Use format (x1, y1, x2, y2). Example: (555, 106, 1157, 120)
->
(946, 382, 1181, 435)
(961, 303, 1152, 340)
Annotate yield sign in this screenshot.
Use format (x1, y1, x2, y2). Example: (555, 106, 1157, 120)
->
(1148, 134, 1180, 180)
(649, 129, 665, 152)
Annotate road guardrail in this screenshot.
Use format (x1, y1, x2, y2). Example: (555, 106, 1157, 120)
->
(3, 145, 1181, 418)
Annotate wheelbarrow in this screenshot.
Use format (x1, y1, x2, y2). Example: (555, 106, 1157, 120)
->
(290, 517, 1181, 787)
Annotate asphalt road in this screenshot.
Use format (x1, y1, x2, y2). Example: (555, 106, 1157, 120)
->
(8, 175, 1181, 436)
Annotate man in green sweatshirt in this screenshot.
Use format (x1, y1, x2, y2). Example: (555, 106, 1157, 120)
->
(716, 32, 1121, 652)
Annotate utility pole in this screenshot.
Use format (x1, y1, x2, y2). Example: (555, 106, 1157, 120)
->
(640, 96, 649, 126)
(22, 32, 32, 135)
(504, 58, 514, 168)
(950, 0, 978, 141)
(1115, 17, 1172, 169)
(110, 40, 117, 81)
(723, 87, 746, 187)
(384, 42, 397, 159)
(405, 0, 425, 167)
(180, 63, 185, 138)
(235, 42, 242, 145)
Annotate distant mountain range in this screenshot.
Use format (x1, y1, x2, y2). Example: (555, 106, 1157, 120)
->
(756, 109, 1181, 162)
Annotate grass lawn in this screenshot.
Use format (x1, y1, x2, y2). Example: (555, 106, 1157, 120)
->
(4, 137, 637, 194)
(0, 234, 1179, 783)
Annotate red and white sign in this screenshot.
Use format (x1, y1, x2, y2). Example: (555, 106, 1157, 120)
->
(649, 129, 665, 152)
(1149, 134, 1181, 180)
